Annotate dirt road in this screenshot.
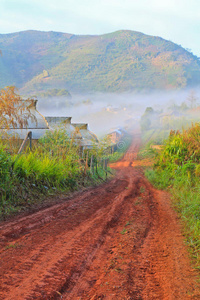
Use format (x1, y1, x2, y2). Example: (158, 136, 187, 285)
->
(0, 134, 200, 299)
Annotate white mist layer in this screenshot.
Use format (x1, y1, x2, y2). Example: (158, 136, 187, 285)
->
(37, 89, 200, 137)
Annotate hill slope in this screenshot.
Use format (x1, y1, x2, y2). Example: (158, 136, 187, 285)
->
(0, 30, 200, 94)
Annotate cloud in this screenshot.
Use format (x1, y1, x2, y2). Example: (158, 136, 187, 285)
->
(0, 0, 200, 55)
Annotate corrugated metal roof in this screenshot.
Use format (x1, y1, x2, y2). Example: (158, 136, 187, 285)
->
(9, 99, 49, 129)
(46, 117, 82, 139)
(45, 117, 72, 125)
(0, 128, 49, 140)
(0, 99, 50, 139)
(72, 123, 88, 130)
(1, 100, 99, 145)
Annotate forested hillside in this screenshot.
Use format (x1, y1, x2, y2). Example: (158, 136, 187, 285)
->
(0, 30, 200, 95)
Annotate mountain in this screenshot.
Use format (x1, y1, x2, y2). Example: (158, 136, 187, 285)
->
(0, 30, 200, 95)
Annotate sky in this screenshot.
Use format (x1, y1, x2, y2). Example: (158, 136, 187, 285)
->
(0, 0, 200, 56)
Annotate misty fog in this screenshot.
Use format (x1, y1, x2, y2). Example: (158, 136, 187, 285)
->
(37, 89, 200, 137)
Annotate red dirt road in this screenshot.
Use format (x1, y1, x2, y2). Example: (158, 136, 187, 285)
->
(0, 134, 200, 299)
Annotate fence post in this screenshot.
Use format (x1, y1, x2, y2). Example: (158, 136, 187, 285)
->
(82, 147, 84, 158)
(90, 155, 94, 174)
(29, 131, 32, 151)
(92, 157, 95, 174)
(18, 131, 32, 154)
(105, 158, 108, 179)
(84, 151, 88, 175)
(103, 159, 106, 170)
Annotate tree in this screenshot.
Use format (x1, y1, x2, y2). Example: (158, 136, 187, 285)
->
(144, 107, 154, 114)
(82, 99, 92, 105)
(187, 90, 197, 109)
(140, 107, 154, 131)
(180, 102, 188, 111)
(140, 116, 151, 131)
(0, 86, 36, 130)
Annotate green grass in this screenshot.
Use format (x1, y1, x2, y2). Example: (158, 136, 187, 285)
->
(144, 124, 200, 270)
(106, 135, 132, 163)
(137, 141, 157, 160)
(120, 228, 127, 235)
(0, 130, 130, 219)
(5, 243, 19, 250)
(0, 132, 83, 218)
(140, 186, 146, 193)
(146, 166, 200, 268)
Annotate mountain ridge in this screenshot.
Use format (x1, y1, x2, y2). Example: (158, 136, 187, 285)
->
(0, 29, 200, 95)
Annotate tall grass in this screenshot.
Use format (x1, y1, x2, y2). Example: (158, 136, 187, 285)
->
(145, 124, 200, 269)
(0, 129, 130, 219)
(0, 130, 84, 218)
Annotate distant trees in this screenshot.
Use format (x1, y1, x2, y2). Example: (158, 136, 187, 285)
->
(82, 99, 92, 105)
(168, 101, 189, 112)
(140, 107, 154, 131)
(140, 117, 151, 131)
(144, 107, 154, 114)
(180, 102, 188, 111)
(187, 90, 197, 109)
(37, 89, 71, 99)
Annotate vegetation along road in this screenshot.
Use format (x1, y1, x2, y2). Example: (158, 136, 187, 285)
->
(0, 132, 200, 299)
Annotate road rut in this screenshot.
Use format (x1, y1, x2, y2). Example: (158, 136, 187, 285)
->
(0, 134, 199, 299)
